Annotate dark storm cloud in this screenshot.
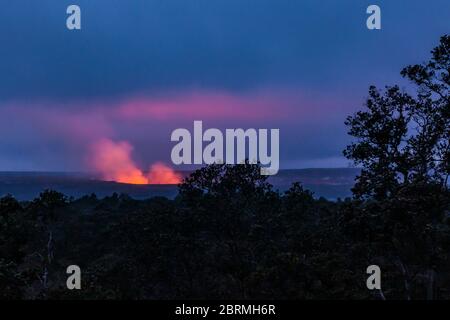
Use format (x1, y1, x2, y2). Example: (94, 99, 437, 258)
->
(0, 0, 448, 171)
(0, 0, 447, 102)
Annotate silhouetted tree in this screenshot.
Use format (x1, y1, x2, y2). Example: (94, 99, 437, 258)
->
(345, 35, 449, 199)
(344, 35, 450, 299)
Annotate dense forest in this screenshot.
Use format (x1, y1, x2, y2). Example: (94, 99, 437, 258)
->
(0, 35, 449, 300)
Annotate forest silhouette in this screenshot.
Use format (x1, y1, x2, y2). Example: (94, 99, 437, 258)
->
(0, 35, 449, 300)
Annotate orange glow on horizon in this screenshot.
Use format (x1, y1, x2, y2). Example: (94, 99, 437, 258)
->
(147, 162, 182, 184)
(89, 138, 181, 185)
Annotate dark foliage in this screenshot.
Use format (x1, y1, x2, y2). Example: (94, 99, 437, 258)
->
(344, 35, 449, 200)
(0, 163, 449, 300)
(0, 35, 449, 300)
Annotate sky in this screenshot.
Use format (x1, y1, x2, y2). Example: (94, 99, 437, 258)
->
(0, 0, 449, 173)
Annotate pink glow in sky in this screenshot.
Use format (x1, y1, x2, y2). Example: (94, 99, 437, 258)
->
(0, 88, 353, 172)
(115, 91, 291, 120)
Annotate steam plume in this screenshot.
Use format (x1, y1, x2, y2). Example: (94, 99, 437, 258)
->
(89, 138, 180, 185)
(147, 162, 182, 184)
